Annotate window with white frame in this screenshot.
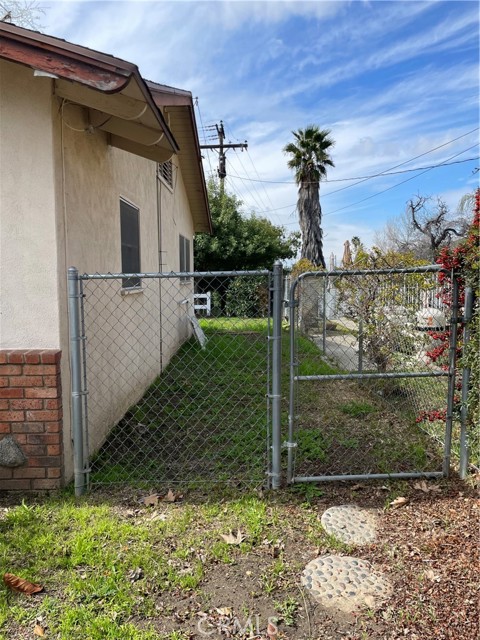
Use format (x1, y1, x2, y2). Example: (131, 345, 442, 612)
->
(120, 199, 141, 288)
(179, 234, 191, 281)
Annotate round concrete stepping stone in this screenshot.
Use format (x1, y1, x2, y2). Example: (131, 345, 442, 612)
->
(301, 555, 392, 613)
(321, 504, 378, 545)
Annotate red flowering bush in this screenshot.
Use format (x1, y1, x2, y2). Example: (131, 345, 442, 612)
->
(420, 189, 479, 467)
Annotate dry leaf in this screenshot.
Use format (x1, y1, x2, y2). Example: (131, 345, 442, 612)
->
(142, 494, 160, 507)
(220, 529, 246, 545)
(164, 489, 182, 503)
(390, 496, 409, 509)
(351, 484, 364, 491)
(3, 573, 43, 595)
(34, 624, 45, 637)
(127, 567, 144, 583)
(267, 620, 278, 638)
(215, 606, 233, 616)
(413, 481, 441, 493)
(364, 595, 376, 608)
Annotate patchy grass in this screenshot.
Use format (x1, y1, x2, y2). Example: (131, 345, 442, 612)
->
(2, 477, 476, 640)
(0, 487, 360, 639)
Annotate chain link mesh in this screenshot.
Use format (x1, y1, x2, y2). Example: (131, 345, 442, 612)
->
(289, 267, 452, 479)
(80, 272, 272, 487)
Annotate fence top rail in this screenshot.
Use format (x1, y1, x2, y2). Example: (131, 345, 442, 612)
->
(74, 269, 271, 280)
(289, 264, 449, 299)
(296, 265, 447, 280)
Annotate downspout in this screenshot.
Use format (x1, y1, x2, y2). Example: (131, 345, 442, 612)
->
(156, 166, 163, 372)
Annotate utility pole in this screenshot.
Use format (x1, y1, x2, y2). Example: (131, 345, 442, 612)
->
(200, 121, 247, 181)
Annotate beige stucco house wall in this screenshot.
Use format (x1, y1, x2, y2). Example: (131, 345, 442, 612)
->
(0, 24, 210, 489)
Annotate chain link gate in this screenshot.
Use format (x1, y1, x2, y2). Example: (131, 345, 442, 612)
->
(68, 266, 284, 495)
(286, 266, 460, 484)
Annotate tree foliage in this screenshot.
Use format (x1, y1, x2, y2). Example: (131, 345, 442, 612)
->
(337, 244, 428, 372)
(283, 126, 335, 268)
(194, 178, 300, 272)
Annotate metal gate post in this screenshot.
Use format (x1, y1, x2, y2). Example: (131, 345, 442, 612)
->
(287, 277, 298, 484)
(443, 272, 460, 477)
(459, 286, 473, 479)
(271, 261, 283, 489)
(68, 267, 86, 496)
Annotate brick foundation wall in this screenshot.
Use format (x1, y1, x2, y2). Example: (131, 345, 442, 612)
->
(0, 350, 64, 490)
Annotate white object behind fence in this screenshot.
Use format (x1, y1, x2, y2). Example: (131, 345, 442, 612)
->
(194, 292, 211, 316)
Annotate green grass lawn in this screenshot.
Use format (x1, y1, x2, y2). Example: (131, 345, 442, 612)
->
(90, 316, 445, 487)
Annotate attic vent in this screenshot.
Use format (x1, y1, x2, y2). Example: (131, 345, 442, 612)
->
(158, 160, 173, 188)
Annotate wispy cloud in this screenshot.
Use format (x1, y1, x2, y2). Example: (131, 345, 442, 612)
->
(43, 0, 479, 261)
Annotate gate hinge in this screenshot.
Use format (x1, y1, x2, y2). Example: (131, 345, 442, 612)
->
(284, 300, 299, 309)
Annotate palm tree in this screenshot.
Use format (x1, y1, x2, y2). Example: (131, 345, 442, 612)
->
(284, 126, 335, 268)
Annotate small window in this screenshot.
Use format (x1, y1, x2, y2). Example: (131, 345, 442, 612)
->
(120, 200, 141, 288)
(158, 160, 173, 188)
(179, 234, 190, 281)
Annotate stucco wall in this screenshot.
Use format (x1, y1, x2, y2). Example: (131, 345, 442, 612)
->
(56, 104, 195, 475)
(0, 66, 197, 483)
(0, 60, 61, 350)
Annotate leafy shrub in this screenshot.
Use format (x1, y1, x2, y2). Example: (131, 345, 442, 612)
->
(225, 276, 269, 318)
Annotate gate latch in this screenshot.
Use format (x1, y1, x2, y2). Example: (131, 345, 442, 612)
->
(282, 441, 297, 449)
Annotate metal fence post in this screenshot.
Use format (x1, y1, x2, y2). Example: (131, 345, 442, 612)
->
(459, 286, 473, 479)
(68, 267, 86, 496)
(271, 261, 283, 489)
(443, 272, 460, 477)
(322, 276, 327, 354)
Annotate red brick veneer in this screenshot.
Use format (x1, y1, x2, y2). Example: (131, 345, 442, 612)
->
(0, 350, 63, 490)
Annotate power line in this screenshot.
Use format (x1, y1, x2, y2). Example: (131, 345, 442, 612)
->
(245, 150, 479, 217)
(194, 98, 213, 175)
(324, 144, 479, 218)
(229, 155, 479, 186)
(228, 126, 479, 187)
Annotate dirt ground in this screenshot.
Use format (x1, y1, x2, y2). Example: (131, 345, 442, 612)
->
(121, 476, 478, 640)
(1, 475, 478, 640)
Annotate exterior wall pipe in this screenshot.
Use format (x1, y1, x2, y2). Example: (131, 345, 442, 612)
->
(459, 286, 473, 479)
(271, 261, 283, 489)
(68, 267, 86, 496)
(443, 273, 460, 476)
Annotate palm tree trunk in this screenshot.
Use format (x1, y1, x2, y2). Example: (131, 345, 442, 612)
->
(298, 182, 326, 268)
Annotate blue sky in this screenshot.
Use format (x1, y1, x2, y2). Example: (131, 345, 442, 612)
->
(44, 0, 479, 263)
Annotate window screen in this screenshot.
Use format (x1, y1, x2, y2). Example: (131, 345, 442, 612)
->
(120, 200, 141, 288)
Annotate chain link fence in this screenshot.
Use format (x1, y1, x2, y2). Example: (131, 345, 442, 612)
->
(73, 271, 274, 490)
(286, 266, 457, 482)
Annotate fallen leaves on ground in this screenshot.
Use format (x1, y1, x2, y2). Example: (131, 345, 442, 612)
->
(33, 623, 46, 637)
(220, 529, 246, 545)
(413, 480, 441, 493)
(3, 573, 43, 595)
(142, 489, 182, 506)
(389, 496, 409, 509)
(142, 494, 160, 507)
(164, 488, 182, 502)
